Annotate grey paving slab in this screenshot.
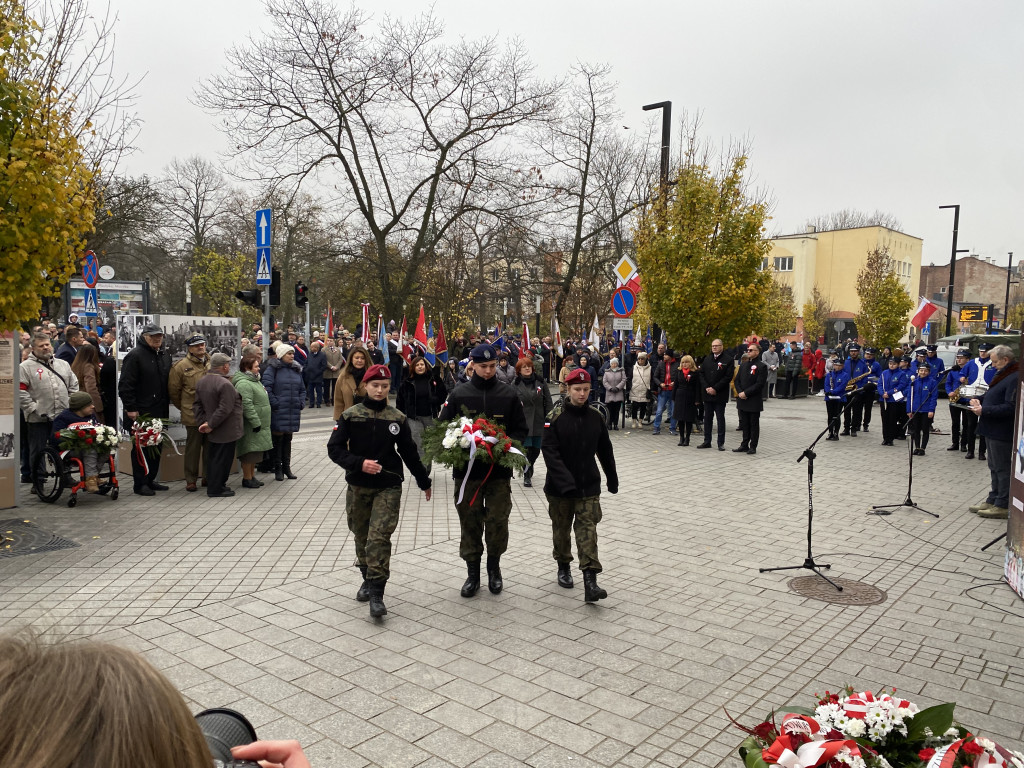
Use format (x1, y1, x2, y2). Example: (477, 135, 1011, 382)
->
(4, 396, 1024, 766)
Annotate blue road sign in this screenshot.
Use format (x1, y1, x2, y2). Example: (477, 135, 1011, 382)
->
(611, 287, 636, 317)
(82, 250, 98, 288)
(82, 288, 99, 317)
(255, 209, 272, 285)
(256, 247, 271, 286)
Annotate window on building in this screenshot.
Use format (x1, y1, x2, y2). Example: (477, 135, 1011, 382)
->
(774, 256, 793, 272)
(491, 269, 499, 283)
(760, 257, 769, 271)
(939, 286, 946, 294)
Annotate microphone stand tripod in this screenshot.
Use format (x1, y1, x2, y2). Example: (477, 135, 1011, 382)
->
(760, 412, 844, 591)
(870, 377, 939, 518)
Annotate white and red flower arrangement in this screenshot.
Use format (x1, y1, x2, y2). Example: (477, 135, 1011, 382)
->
(735, 687, 1023, 768)
(423, 413, 528, 502)
(130, 415, 175, 473)
(56, 424, 118, 453)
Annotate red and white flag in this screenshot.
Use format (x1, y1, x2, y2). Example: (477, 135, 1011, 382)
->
(360, 303, 371, 343)
(910, 296, 938, 328)
(522, 321, 531, 352)
(325, 302, 334, 338)
(414, 304, 428, 354)
(552, 315, 563, 357)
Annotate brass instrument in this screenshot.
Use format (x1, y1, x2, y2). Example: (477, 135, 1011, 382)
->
(947, 385, 964, 402)
(845, 368, 871, 393)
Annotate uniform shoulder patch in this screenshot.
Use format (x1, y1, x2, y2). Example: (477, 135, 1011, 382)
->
(388, 422, 400, 435)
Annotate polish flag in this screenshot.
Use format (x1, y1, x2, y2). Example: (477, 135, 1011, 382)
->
(910, 297, 938, 328)
(522, 321, 531, 353)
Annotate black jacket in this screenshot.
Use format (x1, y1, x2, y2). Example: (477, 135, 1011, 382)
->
(699, 352, 734, 403)
(438, 374, 529, 480)
(396, 372, 447, 419)
(327, 396, 431, 490)
(734, 357, 768, 412)
(542, 400, 618, 498)
(977, 362, 1019, 443)
(117, 341, 171, 418)
(99, 357, 117, 427)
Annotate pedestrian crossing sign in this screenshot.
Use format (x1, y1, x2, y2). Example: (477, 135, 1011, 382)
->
(83, 288, 98, 316)
(613, 255, 637, 284)
(256, 248, 271, 285)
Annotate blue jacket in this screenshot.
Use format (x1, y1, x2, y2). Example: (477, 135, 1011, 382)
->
(925, 354, 945, 377)
(960, 358, 996, 389)
(906, 375, 938, 415)
(824, 370, 851, 403)
(863, 359, 882, 388)
(844, 357, 868, 381)
(262, 357, 305, 433)
(878, 368, 909, 404)
(977, 362, 1018, 442)
(944, 367, 968, 404)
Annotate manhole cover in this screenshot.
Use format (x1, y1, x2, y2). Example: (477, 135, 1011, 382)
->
(0, 519, 79, 559)
(787, 576, 887, 605)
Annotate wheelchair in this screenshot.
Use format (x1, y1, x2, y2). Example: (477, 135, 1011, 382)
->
(33, 445, 120, 507)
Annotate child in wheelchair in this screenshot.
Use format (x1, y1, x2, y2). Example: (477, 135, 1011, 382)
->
(50, 391, 111, 493)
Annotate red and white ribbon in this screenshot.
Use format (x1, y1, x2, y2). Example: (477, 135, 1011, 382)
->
(764, 735, 860, 768)
(455, 426, 524, 506)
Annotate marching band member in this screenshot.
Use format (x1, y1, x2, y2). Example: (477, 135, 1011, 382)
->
(907, 361, 938, 456)
(878, 355, 909, 446)
(823, 357, 850, 441)
(944, 349, 971, 453)
(959, 342, 995, 460)
(860, 348, 882, 433)
(840, 344, 868, 437)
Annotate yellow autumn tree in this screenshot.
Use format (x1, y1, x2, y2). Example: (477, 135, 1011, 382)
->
(1, 0, 95, 328)
(190, 247, 254, 318)
(634, 151, 772, 356)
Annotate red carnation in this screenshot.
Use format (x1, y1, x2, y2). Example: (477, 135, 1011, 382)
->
(753, 722, 775, 741)
(86, 438, 93, 444)
(55, 431, 61, 439)
(962, 741, 984, 756)
(918, 748, 936, 760)
(77, 430, 86, 437)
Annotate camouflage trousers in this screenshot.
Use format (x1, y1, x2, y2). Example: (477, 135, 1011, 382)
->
(546, 495, 603, 573)
(346, 485, 402, 581)
(454, 477, 512, 562)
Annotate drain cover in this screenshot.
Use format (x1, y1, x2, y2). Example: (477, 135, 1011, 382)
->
(0, 519, 79, 559)
(788, 576, 887, 605)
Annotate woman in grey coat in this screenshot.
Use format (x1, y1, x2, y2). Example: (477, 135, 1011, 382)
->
(762, 347, 780, 398)
(602, 359, 626, 430)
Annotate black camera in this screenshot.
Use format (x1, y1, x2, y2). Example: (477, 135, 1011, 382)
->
(195, 708, 260, 768)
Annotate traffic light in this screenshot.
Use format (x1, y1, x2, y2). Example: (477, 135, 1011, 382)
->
(236, 289, 262, 308)
(269, 269, 281, 307)
(295, 281, 308, 307)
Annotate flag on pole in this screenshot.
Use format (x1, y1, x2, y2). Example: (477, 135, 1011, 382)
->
(522, 321, 531, 353)
(659, 328, 667, 346)
(552, 316, 564, 357)
(325, 302, 333, 339)
(589, 313, 601, 347)
(644, 325, 652, 354)
(910, 296, 939, 328)
(426, 320, 436, 365)
(436, 319, 449, 364)
(378, 314, 389, 365)
(360, 303, 371, 343)
(493, 322, 502, 339)
(414, 305, 428, 354)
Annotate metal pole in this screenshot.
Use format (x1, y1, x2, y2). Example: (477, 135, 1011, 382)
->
(1004, 252, 1014, 328)
(535, 295, 541, 340)
(939, 204, 960, 337)
(305, 301, 311, 345)
(262, 282, 270, 360)
(643, 101, 671, 351)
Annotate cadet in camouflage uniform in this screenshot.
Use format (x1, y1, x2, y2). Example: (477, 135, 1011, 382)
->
(542, 368, 618, 602)
(327, 364, 431, 618)
(438, 344, 529, 598)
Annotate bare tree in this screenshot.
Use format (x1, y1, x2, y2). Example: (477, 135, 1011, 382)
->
(805, 208, 903, 233)
(198, 0, 557, 322)
(532, 63, 656, 320)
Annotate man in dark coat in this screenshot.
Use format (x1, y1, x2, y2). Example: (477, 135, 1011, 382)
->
(968, 345, 1018, 519)
(697, 339, 733, 450)
(118, 323, 172, 495)
(438, 344, 529, 598)
(54, 325, 85, 365)
(732, 342, 768, 455)
(193, 353, 244, 497)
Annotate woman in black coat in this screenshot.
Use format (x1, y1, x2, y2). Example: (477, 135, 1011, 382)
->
(513, 356, 553, 487)
(395, 355, 446, 470)
(672, 354, 702, 446)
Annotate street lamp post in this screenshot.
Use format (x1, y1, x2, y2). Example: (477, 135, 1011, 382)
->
(643, 100, 671, 349)
(535, 295, 541, 340)
(1005, 251, 1016, 329)
(938, 204, 960, 337)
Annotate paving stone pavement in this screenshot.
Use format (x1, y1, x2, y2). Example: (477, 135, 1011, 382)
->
(3, 394, 1023, 767)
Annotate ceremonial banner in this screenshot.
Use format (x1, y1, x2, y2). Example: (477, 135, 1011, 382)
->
(377, 315, 389, 365)
(589, 314, 601, 347)
(325, 302, 334, 339)
(361, 303, 371, 343)
(1007, 332, 1024, 601)
(425, 320, 436, 366)
(522, 321, 531, 353)
(414, 305, 428, 354)
(552, 316, 563, 357)
(436, 319, 449, 364)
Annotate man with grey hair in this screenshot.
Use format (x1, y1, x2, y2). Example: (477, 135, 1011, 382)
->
(968, 344, 1018, 519)
(194, 353, 244, 497)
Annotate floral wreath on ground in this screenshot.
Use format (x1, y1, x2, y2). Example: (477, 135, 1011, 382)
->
(422, 410, 528, 504)
(734, 686, 1023, 768)
(56, 424, 118, 453)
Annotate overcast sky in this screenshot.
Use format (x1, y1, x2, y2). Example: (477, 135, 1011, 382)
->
(96, 0, 1023, 267)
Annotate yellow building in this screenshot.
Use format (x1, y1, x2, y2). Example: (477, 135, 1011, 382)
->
(767, 225, 922, 341)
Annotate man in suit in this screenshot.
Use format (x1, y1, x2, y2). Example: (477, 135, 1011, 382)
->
(732, 342, 768, 455)
(697, 339, 733, 451)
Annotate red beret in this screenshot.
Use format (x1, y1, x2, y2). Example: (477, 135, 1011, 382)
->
(363, 364, 391, 382)
(564, 368, 591, 385)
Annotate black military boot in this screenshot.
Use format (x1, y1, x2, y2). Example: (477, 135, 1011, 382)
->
(583, 569, 607, 602)
(356, 565, 370, 602)
(368, 579, 387, 618)
(557, 562, 574, 588)
(486, 556, 503, 594)
(524, 464, 533, 488)
(461, 560, 481, 597)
